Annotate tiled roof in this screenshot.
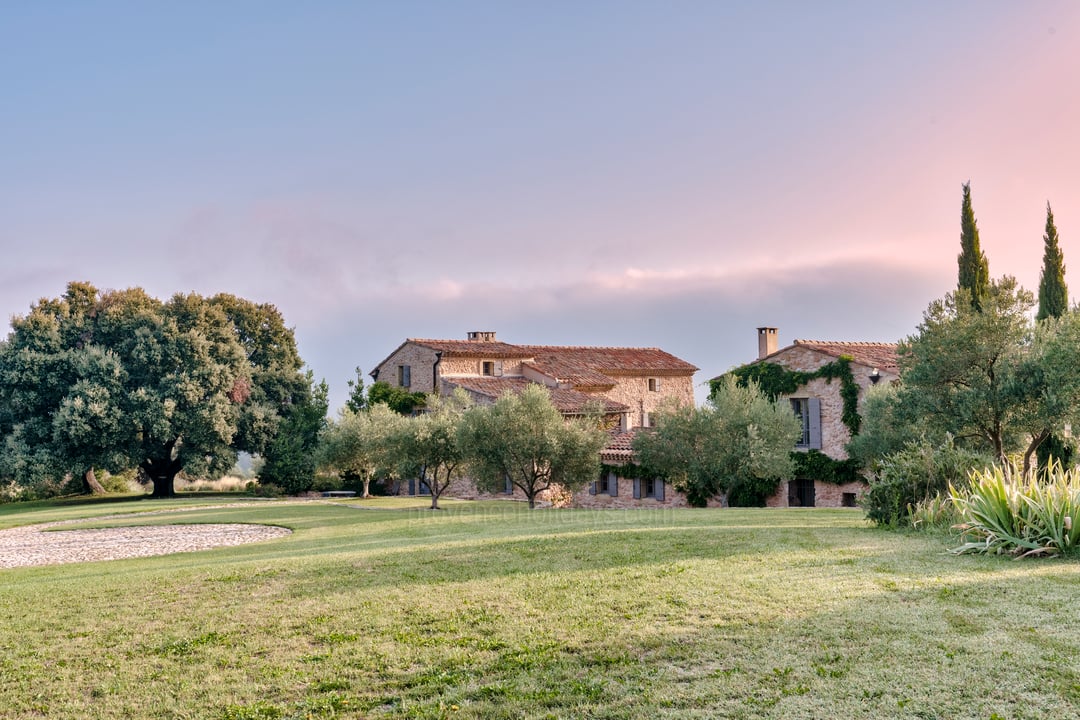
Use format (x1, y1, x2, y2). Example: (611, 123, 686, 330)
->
(601, 427, 648, 462)
(789, 340, 899, 372)
(409, 339, 535, 358)
(522, 360, 614, 389)
(518, 346, 698, 379)
(444, 377, 628, 414)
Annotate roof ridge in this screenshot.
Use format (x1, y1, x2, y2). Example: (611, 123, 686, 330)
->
(518, 344, 665, 351)
(793, 339, 898, 346)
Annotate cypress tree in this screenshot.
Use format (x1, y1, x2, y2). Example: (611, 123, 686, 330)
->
(1037, 201, 1068, 320)
(957, 181, 990, 310)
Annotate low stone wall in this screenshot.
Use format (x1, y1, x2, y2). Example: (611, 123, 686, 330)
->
(765, 479, 866, 508)
(393, 472, 725, 509)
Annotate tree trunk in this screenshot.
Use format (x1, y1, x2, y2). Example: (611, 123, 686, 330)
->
(144, 457, 180, 498)
(361, 475, 371, 498)
(84, 468, 106, 495)
(1023, 430, 1051, 477)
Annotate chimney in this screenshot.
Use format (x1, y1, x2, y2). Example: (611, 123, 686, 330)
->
(467, 331, 497, 342)
(757, 327, 778, 359)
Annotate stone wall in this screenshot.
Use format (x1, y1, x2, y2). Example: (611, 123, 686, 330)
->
(394, 470, 728, 509)
(439, 356, 528, 378)
(598, 374, 694, 428)
(764, 479, 867, 508)
(372, 343, 441, 393)
(769, 346, 897, 460)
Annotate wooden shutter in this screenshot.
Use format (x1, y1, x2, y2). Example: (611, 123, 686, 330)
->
(632, 478, 641, 499)
(589, 481, 597, 495)
(655, 480, 665, 501)
(504, 475, 513, 494)
(609, 473, 618, 496)
(408, 478, 415, 495)
(402, 365, 411, 387)
(494, 360, 503, 377)
(808, 398, 822, 450)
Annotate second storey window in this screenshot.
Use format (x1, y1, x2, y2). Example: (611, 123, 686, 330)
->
(482, 360, 503, 377)
(648, 377, 660, 392)
(790, 397, 822, 449)
(398, 364, 411, 388)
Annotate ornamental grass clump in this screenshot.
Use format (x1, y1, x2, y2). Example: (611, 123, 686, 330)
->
(951, 460, 1080, 558)
(908, 493, 960, 531)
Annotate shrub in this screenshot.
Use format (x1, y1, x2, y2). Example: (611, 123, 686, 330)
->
(310, 473, 344, 493)
(246, 481, 284, 498)
(951, 460, 1080, 557)
(863, 437, 991, 527)
(545, 483, 573, 508)
(909, 493, 960, 531)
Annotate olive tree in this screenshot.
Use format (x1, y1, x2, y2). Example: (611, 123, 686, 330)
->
(318, 403, 404, 498)
(458, 384, 606, 508)
(394, 390, 472, 509)
(634, 376, 800, 507)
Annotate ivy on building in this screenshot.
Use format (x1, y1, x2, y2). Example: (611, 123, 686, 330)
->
(600, 461, 650, 479)
(714, 357, 866, 485)
(790, 449, 861, 485)
(718, 356, 862, 436)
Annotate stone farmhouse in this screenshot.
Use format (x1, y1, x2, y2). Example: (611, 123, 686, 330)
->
(370, 331, 701, 506)
(736, 327, 899, 508)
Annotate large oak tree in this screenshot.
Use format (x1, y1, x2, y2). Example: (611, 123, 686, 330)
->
(0, 282, 311, 497)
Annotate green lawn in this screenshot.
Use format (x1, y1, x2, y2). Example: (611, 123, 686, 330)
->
(1, 498, 1078, 719)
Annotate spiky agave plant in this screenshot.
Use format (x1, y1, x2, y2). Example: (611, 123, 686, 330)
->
(951, 459, 1080, 557)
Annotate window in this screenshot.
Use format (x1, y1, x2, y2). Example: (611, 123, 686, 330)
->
(591, 471, 618, 496)
(648, 377, 660, 392)
(790, 398, 821, 449)
(791, 398, 809, 446)
(632, 477, 666, 501)
(397, 364, 411, 388)
(482, 360, 503, 377)
(642, 412, 651, 428)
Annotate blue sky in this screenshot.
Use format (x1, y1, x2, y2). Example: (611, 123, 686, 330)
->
(4, 2, 1079, 409)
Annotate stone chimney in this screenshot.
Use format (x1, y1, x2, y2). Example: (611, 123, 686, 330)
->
(757, 327, 778, 359)
(467, 331, 497, 342)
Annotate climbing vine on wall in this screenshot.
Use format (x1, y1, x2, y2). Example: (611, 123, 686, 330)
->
(717, 357, 862, 436)
(789, 449, 862, 485)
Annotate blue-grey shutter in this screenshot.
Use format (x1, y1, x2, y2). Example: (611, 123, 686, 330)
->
(505, 475, 513, 494)
(589, 481, 597, 495)
(609, 473, 618, 496)
(403, 365, 411, 387)
(633, 478, 641, 499)
(655, 479, 665, 501)
(808, 398, 822, 450)
(408, 478, 415, 495)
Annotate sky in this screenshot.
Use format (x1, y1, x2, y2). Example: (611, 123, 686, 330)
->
(4, 1, 1080, 411)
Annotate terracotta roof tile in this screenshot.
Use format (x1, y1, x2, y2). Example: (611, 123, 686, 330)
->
(601, 427, 648, 463)
(789, 340, 899, 372)
(518, 346, 698, 379)
(409, 339, 534, 358)
(444, 377, 627, 414)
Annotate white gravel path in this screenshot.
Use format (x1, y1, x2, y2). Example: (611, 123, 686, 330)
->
(0, 512, 292, 569)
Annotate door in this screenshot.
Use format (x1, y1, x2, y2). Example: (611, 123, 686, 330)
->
(789, 479, 816, 507)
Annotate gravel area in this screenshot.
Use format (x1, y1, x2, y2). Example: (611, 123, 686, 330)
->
(0, 516, 292, 569)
